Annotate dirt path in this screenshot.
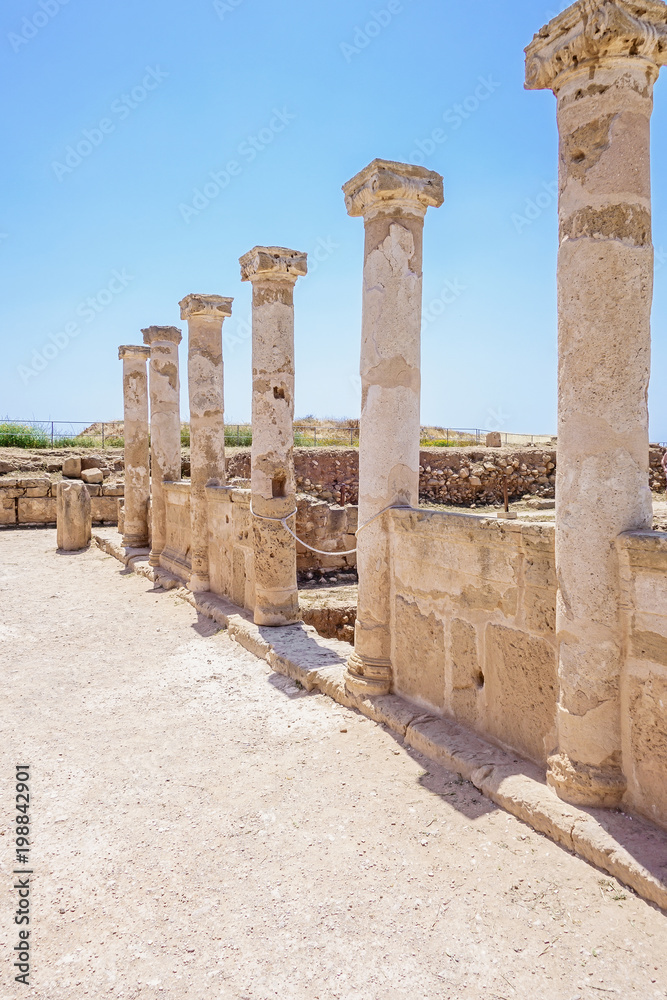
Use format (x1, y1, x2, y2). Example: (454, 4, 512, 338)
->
(1, 527, 666, 1000)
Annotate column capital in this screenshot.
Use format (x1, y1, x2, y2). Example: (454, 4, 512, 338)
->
(118, 345, 151, 362)
(343, 158, 444, 221)
(179, 294, 234, 321)
(239, 246, 308, 283)
(525, 0, 667, 93)
(141, 325, 182, 347)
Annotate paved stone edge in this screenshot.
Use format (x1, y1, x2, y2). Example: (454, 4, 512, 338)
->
(93, 530, 667, 911)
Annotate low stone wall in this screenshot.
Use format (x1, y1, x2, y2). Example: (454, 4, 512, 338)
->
(0, 477, 123, 526)
(617, 530, 667, 829)
(295, 497, 357, 571)
(206, 486, 255, 611)
(226, 444, 667, 507)
(387, 507, 667, 831)
(160, 483, 192, 581)
(389, 509, 557, 766)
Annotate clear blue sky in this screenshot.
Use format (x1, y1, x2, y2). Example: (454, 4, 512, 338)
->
(2, 0, 666, 440)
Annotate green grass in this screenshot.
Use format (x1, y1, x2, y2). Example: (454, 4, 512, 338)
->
(0, 423, 50, 448)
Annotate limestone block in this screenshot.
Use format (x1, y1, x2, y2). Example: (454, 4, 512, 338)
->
(81, 456, 103, 471)
(485, 624, 557, 766)
(102, 483, 124, 497)
(18, 498, 57, 523)
(0, 498, 16, 524)
(19, 477, 50, 489)
(85, 485, 101, 497)
(81, 468, 103, 485)
(57, 481, 91, 550)
(91, 497, 120, 523)
(25, 485, 50, 497)
(118, 500, 125, 535)
(393, 595, 445, 710)
(0, 487, 24, 499)
(486, 432, 502, 448)
(62, 457, 82, 478)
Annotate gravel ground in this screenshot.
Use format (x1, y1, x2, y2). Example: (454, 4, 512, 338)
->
(1, 527, 666, 1000)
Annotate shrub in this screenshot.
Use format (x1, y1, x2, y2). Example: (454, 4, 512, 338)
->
(0, 423, 49, 448)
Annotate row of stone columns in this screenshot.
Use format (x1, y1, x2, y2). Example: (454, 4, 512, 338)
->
(118, 248, 307, 627)
(115, 0, 665, 813)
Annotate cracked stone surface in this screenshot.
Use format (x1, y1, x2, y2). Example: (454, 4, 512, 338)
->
(1, 526, 666, 999)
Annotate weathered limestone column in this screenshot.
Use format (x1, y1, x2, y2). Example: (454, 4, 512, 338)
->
(239, 246, 307, 626)
(56, 481, 91, 551)
(142, 326, 183, 568)
(342, 159, 444, 696)
(179, 294, 233, 592)
(526, 1, 667, 806)
(118, 345, 151, 548)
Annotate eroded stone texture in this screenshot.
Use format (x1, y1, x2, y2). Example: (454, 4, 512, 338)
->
(142, 326, 182, 568)
(179, 294, 233, 592)
(240, 247, 307, 626)
(56, 480, 91, 551)
(118, 345, 151, 548)
(525, 0, 667, 806)
(342, 159, 443, 696)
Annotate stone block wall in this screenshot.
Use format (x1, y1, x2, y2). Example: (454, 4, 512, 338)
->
(206, 486, 255, 611)
(160, 483, 192, 581)
(387, 508, 667, 831)
(617, 530, 667, 829)
(389, 509, 558, 766)
(0, 477, 123, 526)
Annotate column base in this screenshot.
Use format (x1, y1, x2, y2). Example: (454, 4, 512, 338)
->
(547, 753, 626, 809)
(122, 534, 149, 550)
(254, 591, 301, 627)
(344, 651, 392, 698)
(188, 573, 210, 594)
(148, 550, 161, 568)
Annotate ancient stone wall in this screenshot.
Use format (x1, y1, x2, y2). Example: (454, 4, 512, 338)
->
(387, 507, 667, 830)
(0, 477, 123, 526)
(617, 530, 667, 830)
(230, 444, 667, 507)
(160, 483, 192, 581)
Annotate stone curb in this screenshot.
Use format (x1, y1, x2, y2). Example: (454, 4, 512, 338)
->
(93, 529, 667, 911)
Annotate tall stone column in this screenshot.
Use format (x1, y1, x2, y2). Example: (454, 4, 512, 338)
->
(342, 159, 444, 696)
(179, 294, 233, 592)
(526, 1, 667, 807)
(142, 326, 183, 568)
(239, 246, 307, 626)
(118, 345, 151, 548)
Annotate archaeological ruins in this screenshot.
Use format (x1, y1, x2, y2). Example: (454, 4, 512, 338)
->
(3, 0, 667, 908)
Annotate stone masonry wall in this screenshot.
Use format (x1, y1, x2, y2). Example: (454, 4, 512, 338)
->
(387, 507, 667, 831)
(227, 445, 666, 507)
(0, 477, 123, 526)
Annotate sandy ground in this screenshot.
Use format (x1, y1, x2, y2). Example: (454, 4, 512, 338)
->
(1, 527, 666, 1000)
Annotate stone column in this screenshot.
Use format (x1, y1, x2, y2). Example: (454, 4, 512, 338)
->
(239, 246, 307, 626)
(118, 345, 151, 548)
(142, 326, 183, 568)
(179, 294, 233, 592)
(342, 159, 444, 696)
(526, 1, 667, 807)
(56, 481, 91, 551)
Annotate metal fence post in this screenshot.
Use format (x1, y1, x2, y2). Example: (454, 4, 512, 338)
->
(102, 423, 105, 449)
(51, 422, 54, 447)
(313, 427, 317, 448)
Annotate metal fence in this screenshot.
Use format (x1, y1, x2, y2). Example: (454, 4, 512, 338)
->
(0, 418, 558, 451)
(0, 420, 119, 448)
